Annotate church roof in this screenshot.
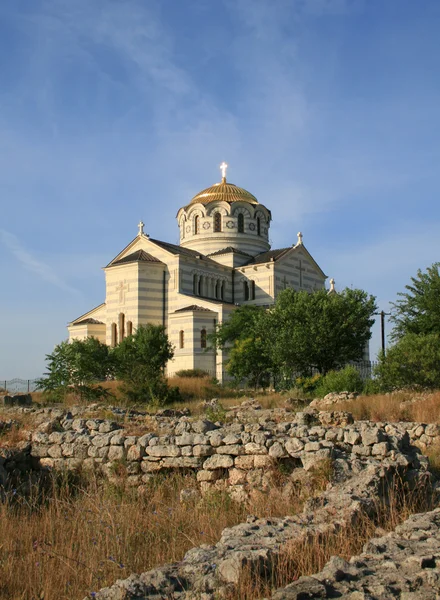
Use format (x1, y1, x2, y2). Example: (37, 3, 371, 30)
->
(110, 250, 164, 266)
(174, 305, 215, 313)
(188, 180, 259, 206)
(149, 239, 218, 263)
(74, 318, 105, 325)
(245, 247, 291, 265)
(207, 246, 253, 258)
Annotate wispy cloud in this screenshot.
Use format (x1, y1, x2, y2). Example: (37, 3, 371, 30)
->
(0, 229, 81, 296)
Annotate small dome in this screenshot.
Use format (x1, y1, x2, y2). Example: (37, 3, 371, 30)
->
(189, 180, 259, 206)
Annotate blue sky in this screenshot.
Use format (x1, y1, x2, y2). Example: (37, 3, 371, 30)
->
(1, 0, 439, 379)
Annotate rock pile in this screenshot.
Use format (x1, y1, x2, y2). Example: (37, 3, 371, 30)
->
(270, 507, 440, 599)
(309, 391, 358, 409)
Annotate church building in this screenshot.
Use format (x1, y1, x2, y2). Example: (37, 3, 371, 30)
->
(68, 164, 330, 379)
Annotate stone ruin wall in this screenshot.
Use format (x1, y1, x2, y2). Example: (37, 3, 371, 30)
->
(1, 407, 438, 500)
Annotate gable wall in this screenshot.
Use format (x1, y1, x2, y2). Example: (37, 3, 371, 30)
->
(273, 248, 326, 297)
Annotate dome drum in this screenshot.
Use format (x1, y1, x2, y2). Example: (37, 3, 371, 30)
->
(176, 171, 272, 257)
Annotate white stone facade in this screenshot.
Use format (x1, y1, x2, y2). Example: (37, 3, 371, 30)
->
(68, 169, 328, 379)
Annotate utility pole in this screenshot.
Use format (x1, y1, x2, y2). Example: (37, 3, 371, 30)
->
(375, 310, 390, 355)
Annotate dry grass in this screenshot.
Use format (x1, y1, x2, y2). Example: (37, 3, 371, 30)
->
(0, 462, 330, 600)
(0, 412, 34, 447)
(227, 473, 435, 599)
(332, 390, 440, 423)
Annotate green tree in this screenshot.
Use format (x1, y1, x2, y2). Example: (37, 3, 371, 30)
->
(375, 333, 440, 390)
(37, 337, 113, 401)
(113, 324, 176, 404)
(390, 263, 440, 341)
(210, 305, 266, 349)
(211, 305, 276, 385)
(227, 336, 272, 389)
(267, 288, 377, 375)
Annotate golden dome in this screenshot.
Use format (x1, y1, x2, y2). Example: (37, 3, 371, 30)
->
(189, 180, 259, 206)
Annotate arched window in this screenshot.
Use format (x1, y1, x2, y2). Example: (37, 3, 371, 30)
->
(244, 281, 250, 301)
(111, 323, 118, 347)
(257, 217, 261, 236)
(179, 330, 184, 349)
(118, 313, 125, 340)
(220, 281, 225, 300)
(126, 321, 133, 336)
(201, 329, 207, 349)
(193, 274, 198, 295)
(194, 215, 199, 235)
(214, 212, 222, 232)
(238, 213, 244, 233)
(251, 281, 256, 300)
(198, 275, 203, 296)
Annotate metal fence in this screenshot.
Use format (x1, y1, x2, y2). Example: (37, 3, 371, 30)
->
(0, 378, 40, 393)
(1, 361, 378, 394)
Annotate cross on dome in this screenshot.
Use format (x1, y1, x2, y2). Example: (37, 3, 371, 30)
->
(220, 162, 228, 182)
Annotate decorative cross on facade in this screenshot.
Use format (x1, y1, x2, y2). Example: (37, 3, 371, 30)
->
(138, 221, 144, 236)
(115, 280, 128, 304)
(220, 162, 228, 181)
(297, 231, 303, 245)
(296, 260, 306, 288)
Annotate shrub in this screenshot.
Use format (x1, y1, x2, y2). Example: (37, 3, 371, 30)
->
(315, 365, 364, 397)
(175, 369, 210, 378)
(294, 374, 323, 395)
(375, 333, 440, 391)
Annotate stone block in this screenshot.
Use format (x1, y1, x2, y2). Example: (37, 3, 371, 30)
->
(193, 434, 209, 445)
(61, 443, 75, 457)
(127, 445, 145, 462)
(110, 434, 126, 446)
(207, 431, 224, 447)
(161, 457, 202, 468)
(146, 445, 181, 458)
(47, 445, 62, 459)
(234, 455, 255, 470)
(91, 435, 111, 448)
(73, 444, 89, 459)
(123, 436, 137, 448)
(108, 445, 126, 461)
(141, 461, 163, 473)
(31, 444, 49, 458)
(193, 445, 214, 457)
(192, 420, 217, 434)
(48, 432, 65, 444)
(268, 442, 287, 458)
(138, 433, 157, 447)
(244, 442, 267, 455)
(223, 434, 241, 445)
(197, 469, 224, 482)
(175, 433, 195, 446)
(344, 430, 362, 445)
(216, 445, 244, 456)
(285, 438, 305, 455)
(352, 445, 372, 457)
(181, 446, 193, 456)
(304, 441, 322, 452)
(228, 468, 247, 485)
(203, 455, 234, 470)
(302, 448, 331, 471)
(372, 442, 390, 457)
(97, 446, 109, 459)
(253, 455, 273, 468)
(361, 428, 385, 446)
